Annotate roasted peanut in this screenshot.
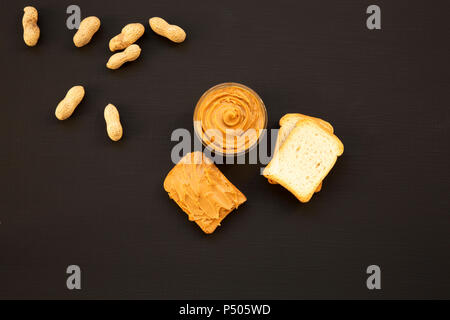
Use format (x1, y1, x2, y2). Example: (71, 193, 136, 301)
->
(149, 17, 186, 43)
(22, 6, 40, 46)
(55, 86, 85, 120)
(106, 44, 141, 70)
(73, 16, 101, 47)
(104, 104, 123, 141)
(109, 23, 145, 52)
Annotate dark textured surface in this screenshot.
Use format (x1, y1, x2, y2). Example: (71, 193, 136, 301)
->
(0, 0, 449, 299)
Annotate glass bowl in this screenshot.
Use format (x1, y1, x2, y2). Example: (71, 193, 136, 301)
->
(193, 82, 268, 157)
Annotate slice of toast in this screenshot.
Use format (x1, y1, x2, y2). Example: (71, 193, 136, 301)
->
(263, 119, 343, 203)
(164, 151, 247, 234)
(269, 114, 334, 194)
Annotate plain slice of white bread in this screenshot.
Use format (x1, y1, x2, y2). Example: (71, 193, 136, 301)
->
(269, 114, 334, 194)
(263, 119, 343, 203)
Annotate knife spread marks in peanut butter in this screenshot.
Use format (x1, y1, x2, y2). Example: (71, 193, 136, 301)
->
(194, 83, 267, 155)
(164, 152, 247, 234)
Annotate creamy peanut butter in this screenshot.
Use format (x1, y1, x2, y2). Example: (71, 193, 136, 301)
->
(163, 152, 247, 234)
(194, 83, 267, 155)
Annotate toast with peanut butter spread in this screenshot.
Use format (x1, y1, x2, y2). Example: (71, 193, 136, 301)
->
(164, 151, 247, 234)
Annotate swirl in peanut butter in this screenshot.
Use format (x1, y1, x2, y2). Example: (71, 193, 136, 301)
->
(194, 83, 267, 155)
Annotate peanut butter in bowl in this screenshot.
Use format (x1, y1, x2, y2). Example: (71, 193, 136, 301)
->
(193, 83, 267, 156)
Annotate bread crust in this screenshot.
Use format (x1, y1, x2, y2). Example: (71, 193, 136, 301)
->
(279, 113, 334, 133)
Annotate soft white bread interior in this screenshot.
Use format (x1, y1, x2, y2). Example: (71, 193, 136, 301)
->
(269, 114, 334, 194)
(263, 119, 343, 203)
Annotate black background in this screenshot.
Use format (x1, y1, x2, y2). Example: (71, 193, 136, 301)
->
(1, 0, 449, 299)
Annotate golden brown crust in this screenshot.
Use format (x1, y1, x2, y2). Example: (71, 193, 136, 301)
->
(279, 113, 334, 133)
